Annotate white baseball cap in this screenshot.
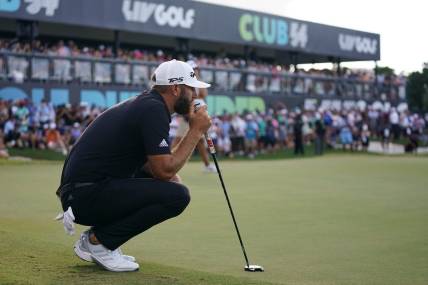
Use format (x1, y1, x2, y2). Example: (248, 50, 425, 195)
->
(152, 59, 210, 88)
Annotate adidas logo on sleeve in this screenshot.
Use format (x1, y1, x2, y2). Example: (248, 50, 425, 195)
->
(159, 139, 169, 147)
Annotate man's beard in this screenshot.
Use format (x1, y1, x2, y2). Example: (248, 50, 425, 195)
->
(174, 87, 191, 115)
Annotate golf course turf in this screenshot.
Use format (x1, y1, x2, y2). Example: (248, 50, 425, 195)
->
(0, 154, 427, 285)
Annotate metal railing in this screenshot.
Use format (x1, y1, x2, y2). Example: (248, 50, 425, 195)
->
(0, 51, 406, 100)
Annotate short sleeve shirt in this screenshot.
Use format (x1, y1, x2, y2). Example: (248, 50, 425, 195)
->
(60, 90, 171, 185)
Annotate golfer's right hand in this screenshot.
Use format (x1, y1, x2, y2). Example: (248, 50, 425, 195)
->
(189, 105, 211, 135)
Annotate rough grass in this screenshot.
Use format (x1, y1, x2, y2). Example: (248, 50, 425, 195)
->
(0, 155, 427, 284)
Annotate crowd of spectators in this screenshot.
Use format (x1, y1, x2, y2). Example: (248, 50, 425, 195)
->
(1, 97, 426, 159)
(0, 98, 100, 158)
(171, 104, 426, 158)
(0, 38, 415, 158)
(0, 38, 405, 99)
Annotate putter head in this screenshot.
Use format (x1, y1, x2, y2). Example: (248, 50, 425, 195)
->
(244, 265, 264, 272)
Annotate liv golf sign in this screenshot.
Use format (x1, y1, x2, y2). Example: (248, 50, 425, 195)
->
(122, 0, 195, 29)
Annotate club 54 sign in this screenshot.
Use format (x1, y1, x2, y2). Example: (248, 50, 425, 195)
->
(239, 13, 308, 48)
(122, 0, 195, 29)
(0, 0, 60, 16)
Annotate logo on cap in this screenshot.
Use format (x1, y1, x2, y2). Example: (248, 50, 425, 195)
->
(168, 77, 184, 84)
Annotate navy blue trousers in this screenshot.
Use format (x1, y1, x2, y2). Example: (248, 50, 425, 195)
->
(60, 178, 190, 250)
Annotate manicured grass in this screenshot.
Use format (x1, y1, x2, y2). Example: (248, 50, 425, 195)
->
(0, 155, 427, 284)
(8, 148, 67, 161)
(5, 144, 370, 162)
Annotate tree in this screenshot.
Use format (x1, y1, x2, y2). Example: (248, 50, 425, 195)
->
(406, 68, 428, 112)
(375, 66, 395, 76)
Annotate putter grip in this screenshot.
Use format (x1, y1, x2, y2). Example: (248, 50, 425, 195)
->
(194, 99, 216, 154)
(205, 134, 216, 154)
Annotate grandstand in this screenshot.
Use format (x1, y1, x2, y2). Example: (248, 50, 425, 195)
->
(0, 0, 404, 114)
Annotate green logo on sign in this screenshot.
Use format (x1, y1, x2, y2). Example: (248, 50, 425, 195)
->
(206, 95, 265, 115)
(239, 13, 288, 46)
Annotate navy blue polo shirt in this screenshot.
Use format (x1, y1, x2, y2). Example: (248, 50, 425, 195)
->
(60, 90, 171, 185)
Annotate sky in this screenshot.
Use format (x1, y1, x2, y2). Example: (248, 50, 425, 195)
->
(196, 0, 427, 74)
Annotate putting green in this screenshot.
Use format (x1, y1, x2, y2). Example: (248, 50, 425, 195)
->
(0, 155, 427, 285)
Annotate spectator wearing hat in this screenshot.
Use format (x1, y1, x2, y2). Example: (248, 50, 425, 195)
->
(45, 123, 67, 155)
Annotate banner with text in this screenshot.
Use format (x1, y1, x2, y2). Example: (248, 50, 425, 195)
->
(0, 82, 403, 114)
(0, 0, 380, 60)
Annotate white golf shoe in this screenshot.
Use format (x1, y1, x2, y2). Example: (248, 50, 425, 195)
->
(74, 230, 139, 272)
(74, 230, 136, 262)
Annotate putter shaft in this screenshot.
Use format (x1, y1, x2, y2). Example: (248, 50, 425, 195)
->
(210, 151, 251, 268)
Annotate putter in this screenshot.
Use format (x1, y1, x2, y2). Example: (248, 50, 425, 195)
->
(194, 99, 264, 273)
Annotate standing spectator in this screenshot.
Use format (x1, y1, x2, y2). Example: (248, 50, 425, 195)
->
(302, 113, 314, 145)
(257, 114, 267, 153)
(351, 126, 361, 151)
(381, 126, 391, 151)
(244, 114, 258, 158)
(293, 115, 304, 155)
(368, 107, 379, 136)
(276, 109, 288, 150)
(15, 100, 29, 122)
(37, 99, 55, 126)
(340, 124, 353, 150)
(219, 115, 232, 157)
(314, 113, 325, 155)
(323, 110, 333, 148)
(278, 121, 288, 150)
(265, 118, 277, 153)
(389, 107, 400, 140)
(231, 113, 246, 155)
(360, 124, 370, 152)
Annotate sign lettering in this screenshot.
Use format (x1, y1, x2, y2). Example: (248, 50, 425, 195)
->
(122, 0, 195, 29)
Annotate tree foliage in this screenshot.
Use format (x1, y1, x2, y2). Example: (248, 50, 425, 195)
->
(375, 66, 395, 76)
(406, 68, 428, 112)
